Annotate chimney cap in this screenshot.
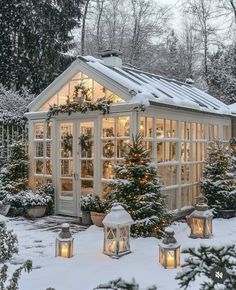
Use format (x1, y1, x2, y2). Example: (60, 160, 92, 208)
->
(99, 49, 122, 58)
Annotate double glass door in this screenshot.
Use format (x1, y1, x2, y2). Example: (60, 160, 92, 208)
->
(58, 119, 96, 216)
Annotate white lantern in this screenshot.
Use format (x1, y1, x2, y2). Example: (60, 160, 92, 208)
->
(55, 223, 74, 258)
(186, 195, 213, 239)
(103, 204, 134, 258)
(159, 227, 180, 269)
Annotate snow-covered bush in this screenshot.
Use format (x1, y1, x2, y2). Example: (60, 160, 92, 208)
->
(80, 194, 95, 211)
(94, 277, 157, 290)
(0, 225, 18, 263)
(176, 245, 236, 290)
(38, 183, 55, 214)
(82, 195, 110, 213)
(4, 190, 53, 210)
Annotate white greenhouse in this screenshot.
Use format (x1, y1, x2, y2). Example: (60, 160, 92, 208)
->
(26, 50, 233, 217)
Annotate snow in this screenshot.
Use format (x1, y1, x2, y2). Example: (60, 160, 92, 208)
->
(81, 56, 232, 116)
(103, 205, 134, 226)
(2, 217, 235, 290)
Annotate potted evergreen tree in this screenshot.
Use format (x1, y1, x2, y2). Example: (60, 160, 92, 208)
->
(90, 195, 110, 227)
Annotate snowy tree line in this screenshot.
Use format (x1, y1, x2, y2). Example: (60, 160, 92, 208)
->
(0, 0, 236, 104)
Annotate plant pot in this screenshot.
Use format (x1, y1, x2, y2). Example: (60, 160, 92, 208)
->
(218, 209, 235, 219)
(90, 211, 106, 227)
(82, 211, 92, 225)
(27, 206, 46, 218)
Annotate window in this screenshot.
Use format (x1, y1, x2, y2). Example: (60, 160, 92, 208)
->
(39, 72, 124, 111)
(33, 122, 52, 188)
(101, 116, 130, 195)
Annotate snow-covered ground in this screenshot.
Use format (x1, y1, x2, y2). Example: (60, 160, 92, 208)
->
(3, 217, 236, 290)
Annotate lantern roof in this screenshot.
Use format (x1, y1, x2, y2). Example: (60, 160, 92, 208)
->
(159, 227, 180, 249)
(190, 208, 213, 218)
(103, 204, 134, 226)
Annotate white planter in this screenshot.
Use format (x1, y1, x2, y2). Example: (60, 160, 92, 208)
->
(27, 206, 46, 218)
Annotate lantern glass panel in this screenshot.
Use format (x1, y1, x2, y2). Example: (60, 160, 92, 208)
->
(166, 250, 175, 268)
(176, 247, 180, 267)
(192, 218, 204, 236)
(206, 219, 212, 236)
(159, 247, 165, 265)
(56, 239, 73, 258)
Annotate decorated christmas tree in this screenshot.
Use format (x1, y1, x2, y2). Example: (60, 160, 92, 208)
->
(109, 134, 171, 237)
(0, 142, 28, 199)
(201, 141, 236, 214)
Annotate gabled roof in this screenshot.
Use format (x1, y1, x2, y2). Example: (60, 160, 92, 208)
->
(29, 55, 233, 116)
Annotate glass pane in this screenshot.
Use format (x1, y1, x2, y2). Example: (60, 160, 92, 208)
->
(102, 118, 115, 137)
(145, 141, 153, 158)
(181, 164, 190, 184)
(58, 84, 69, 105)
(82, 78, 93, 101)
(35, 159, 44, 174)
(181, 142, 190, 161)
(156, 119, 164, 138)
(94, 81, 105, 101)
(117, 140, 130, 158)
(80, 122, 94, 158)
(103, 161, 114, 179)
(117, 116, 130, 137)
(181, 186, 191, 207)
(60, 179, 73, 196)
(157, 142, 164, 163)
(34, 177, 43, 188)
(46, 160, 52, 175)
(106, 89, 124, 103)
(103, 140, 115, 158)
(35, 123, 44, 139)
(60, 123, 73, 158)
(61, 160, 73, 177)
(146, 117, 153, 137)
(140, 117, 145, 137)
(46, 142, 51, 158)
(35, 142, 44, 157)
(81, 180, 94, 196)
(165, 142, 177, 162)
(81, 160, 93, 178)
(46, 122, 52, 139)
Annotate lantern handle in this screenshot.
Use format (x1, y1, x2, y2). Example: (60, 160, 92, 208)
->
(192, 195, 208, 206)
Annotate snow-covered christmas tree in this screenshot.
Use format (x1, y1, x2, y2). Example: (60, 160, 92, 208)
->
(0, 142, 28, 199)
(200, 141, 236, 214)
(109, 134, 171, 237)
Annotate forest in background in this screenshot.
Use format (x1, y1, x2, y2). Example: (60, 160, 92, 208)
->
(0, 0, 236, 104)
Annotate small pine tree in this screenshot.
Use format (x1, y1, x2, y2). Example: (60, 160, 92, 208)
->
(201, 141, 236, 213)
(0, 225, 18, 263)
(0, 142, 28, 199)
(176, 245, 236, 290)
(109, 134, 171, 237)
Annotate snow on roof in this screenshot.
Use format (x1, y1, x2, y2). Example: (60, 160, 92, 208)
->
(80, 56, 232, 116)
(229, 102, 236, 115)
(102, 204, 134, 226)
